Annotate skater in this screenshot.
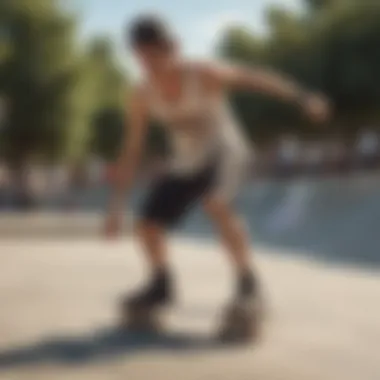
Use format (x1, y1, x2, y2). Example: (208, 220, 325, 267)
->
(104, 15, 329, 339)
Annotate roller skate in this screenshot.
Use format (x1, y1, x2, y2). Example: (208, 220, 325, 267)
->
(217, 269, 265, 344)
(119, 269, 173, 333)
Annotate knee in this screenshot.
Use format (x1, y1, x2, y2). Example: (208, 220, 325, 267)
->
(204, 197, 233, 223)
(204, 197, 245, 231)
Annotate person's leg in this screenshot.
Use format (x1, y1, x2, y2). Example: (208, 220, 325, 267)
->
(127, 167, 213, 308)
(134, 220, 168, 272)
(125, 175, 182, 308)
(203, 196, 258, 299)
(128, 219, 172, 308)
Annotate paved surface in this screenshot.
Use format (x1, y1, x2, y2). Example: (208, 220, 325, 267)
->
(0, 213, 113, 238)
(0, 239, 380, 380)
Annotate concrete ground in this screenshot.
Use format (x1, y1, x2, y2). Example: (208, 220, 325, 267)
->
(0, 238, 379, 380)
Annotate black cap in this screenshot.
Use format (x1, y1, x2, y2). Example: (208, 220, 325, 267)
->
(128, 14, 173, 48)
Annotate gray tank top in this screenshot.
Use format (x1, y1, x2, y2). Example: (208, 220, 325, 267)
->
(145, 63, 251, 187)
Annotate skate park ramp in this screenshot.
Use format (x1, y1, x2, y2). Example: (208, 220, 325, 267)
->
(180, 173, 380, 270)
(50, 172, 380, 270)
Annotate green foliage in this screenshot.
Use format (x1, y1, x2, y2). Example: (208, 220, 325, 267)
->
(2, 0, 380, 163)
(218, 0, 380, 142)
(0, 0, 128, 167)
(0, 0, 77, 164)
(91, 107, 124, 161)
(68, 37, 127, 163)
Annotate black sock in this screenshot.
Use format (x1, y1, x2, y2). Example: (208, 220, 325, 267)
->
(150, 266, 172, 294)
(237, 268, 257, 298)
(153, 266, 170, 281)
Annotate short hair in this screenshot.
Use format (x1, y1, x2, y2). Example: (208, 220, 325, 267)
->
(127, 14, 173, 48)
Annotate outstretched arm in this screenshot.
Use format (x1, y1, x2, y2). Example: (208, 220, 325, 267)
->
(200, 61, 330, 122)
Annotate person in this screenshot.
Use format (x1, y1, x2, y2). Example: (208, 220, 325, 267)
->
(104, 14, 329, 327)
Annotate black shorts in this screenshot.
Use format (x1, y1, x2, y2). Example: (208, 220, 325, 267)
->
(139, 162, 217, 228)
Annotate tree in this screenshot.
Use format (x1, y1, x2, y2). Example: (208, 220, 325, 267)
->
(84, 37, 129, 162)
(0, 0, 78, 166)
(217, 0, 380, 144)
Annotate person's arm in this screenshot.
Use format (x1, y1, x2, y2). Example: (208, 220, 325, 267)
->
(108, 87, 149, 216)
(200, 61, 330, 122)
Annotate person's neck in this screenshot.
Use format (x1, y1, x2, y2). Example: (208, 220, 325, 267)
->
(149, 57, 181, 82)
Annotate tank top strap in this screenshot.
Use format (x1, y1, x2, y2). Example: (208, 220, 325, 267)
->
(142, 63, 204, 119)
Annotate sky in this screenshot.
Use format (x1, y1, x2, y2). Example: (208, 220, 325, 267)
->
(65, 0, 302, 75)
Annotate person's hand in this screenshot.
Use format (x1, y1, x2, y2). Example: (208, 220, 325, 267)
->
(302, 93, 331, 124)
(104, 210, 123, 240)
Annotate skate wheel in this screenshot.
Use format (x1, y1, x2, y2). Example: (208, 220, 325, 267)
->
(217, 298, 265, 344)
(119, 303, 165, 333)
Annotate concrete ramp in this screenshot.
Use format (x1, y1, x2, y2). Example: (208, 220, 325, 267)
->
(182, 174, 380, 269)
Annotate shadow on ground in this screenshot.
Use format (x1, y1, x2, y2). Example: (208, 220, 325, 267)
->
(0, 326, 233, 369)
